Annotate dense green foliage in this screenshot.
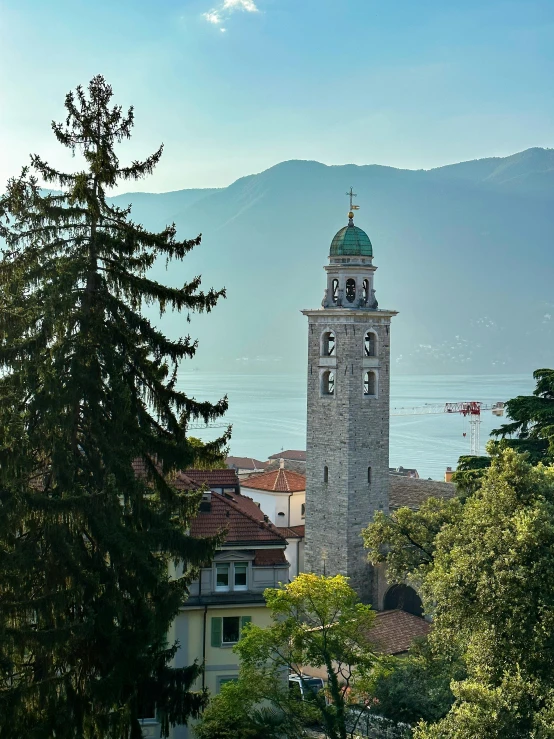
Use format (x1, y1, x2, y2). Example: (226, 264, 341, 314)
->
(195, 574, 377, 739)
(452, 369, 554, 493)
(0, 76, 228, 738)
(366, 450, 554, 738)
(491, 368, 554, 463)
(368, 640, 464, 727)
(362, 496, 462, 583)
(193, 671, 310, 739)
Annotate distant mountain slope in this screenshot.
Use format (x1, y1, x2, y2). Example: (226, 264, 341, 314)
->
(122, 147, 553, 375)
(8, 150, 554, 375)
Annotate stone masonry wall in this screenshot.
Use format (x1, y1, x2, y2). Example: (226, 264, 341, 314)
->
(304, 310, 394, 605)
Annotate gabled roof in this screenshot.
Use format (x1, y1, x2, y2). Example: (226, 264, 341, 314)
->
(276, 525, 305, 539)
(242, 468, 306, 493)
(368, 610, 430, 655)
(184, 468, 240, 488)
(190, 491, 287, 545)
(389, 476, 456, 510)
(226, 456, 267, 471)
(268, 450, 306, 462)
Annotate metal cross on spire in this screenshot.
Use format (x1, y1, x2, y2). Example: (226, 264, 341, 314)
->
(346, 187, 357, 210)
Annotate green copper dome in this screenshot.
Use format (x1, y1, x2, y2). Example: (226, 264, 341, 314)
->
(330, 223, 373, 257)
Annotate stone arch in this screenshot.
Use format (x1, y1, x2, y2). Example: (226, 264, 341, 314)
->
(364, 329, 378, 357)
(320, 329, 336, 357)
(383, 584, 424, 617)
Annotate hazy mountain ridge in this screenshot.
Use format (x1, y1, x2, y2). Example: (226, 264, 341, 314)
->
(6, 150, 554, 375)
(110, 147, 552, 375)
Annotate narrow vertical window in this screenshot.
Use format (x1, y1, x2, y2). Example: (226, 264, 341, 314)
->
(362, 279, 369, 304)
(363, 371, 376, 396)
(324, 466, 329, 483)
(322, 371, 335, 396)
(367, 466, 372, 484)
(332, 279, 339, 304)
(345, 278, 356, 303)
(216, 563, 230, 591)
(364, 331, 376, 357)
(322, 331, 336, 357)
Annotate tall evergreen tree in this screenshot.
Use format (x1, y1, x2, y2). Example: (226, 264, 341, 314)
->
(0, 75, 228, 738)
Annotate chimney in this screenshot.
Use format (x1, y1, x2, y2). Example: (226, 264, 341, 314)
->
(445, 467, 453, 483)
(279, 458, 285, 470)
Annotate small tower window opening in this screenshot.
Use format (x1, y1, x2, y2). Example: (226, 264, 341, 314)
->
(364, 331, 377, 357)
(362, 279, 369, 304)
(367, 466, 372, 484)
(301, 503, 306, 518)
(363, 371, 376, 396)
(322, 370, 335, 396)
(324, 465, 329, 483)
(322, 331, 336, 357)
(332, 279, 339, 304)
(345, 278, 356, 303)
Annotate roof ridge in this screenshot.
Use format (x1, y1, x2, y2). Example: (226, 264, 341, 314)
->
(213, 492, 288, 542)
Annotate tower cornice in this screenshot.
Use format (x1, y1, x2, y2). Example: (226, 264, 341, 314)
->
(301, 308, 398, 319)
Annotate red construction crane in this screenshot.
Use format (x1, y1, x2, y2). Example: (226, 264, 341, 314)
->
(391, 401, 505, 456)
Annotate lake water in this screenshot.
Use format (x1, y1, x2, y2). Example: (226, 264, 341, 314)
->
(176, 372, 535, 480)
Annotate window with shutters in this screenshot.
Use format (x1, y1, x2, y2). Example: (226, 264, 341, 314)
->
(211, 615, 252, 647)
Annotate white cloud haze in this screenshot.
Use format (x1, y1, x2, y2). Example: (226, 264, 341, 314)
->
(203, 0, 259, 31)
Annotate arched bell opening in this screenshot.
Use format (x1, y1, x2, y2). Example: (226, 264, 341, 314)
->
(321, 331, 336, 357)
(363, 370, 377, 397)
(364, 330, 377, 358)
(321, 370, 335, 396)
(345, 278, 356, 303)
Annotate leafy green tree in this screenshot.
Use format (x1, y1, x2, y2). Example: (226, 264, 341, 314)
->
(0, 75, 228, 738)
(363, 496, 462, 584)
(413, 450, 554, 738)
(193, 670, 310, 739)
(452, 369, 554, 494)
(188, 436, 228, 469)
(368, 639, 465, 726)
(231, 573, 377, 739)
(490, 368, 554, 464)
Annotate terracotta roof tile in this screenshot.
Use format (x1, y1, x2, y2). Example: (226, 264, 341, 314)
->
(288, 524, 305, 537)
(185, 468, 240, 488)
(253, 549, 288, 566)
(242, 468, 306, 493)
(226, 456, 267, 471)
(368, 610, 430, 655)
(276, 526, 302, 539)
(190, 491, 287, 545)
(389, 476, 456, 510)
(268, 450, 307, 461)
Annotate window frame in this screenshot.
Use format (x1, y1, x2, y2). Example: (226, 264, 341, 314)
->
(233, 562, 248, 592)
(363, 370, 378, 398)
(215, 563, 230, 592)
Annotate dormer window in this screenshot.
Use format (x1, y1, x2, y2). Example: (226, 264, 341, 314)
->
(215, 563, 230, 592)
(234, 563, 247, 591)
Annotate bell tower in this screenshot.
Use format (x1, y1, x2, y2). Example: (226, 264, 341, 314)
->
(302, 191, 397, 604)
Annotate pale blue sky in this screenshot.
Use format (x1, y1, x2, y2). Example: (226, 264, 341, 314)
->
(1, 0, 553, 191)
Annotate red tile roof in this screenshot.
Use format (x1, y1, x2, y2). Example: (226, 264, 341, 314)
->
(242, 468, 306, 493)
(368, 610, 430, 655)
(268, 450, 306, 461)
(185, 468, 240, 488)
(276, 525, 305, 539)
(190, 491, 287, 545)
(226, 456, 267, 471)
(253, 549, 288, 566)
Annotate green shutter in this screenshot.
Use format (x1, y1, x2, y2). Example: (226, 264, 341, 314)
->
(240, 615, 252, 638)
(211, 617, 222, 647)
